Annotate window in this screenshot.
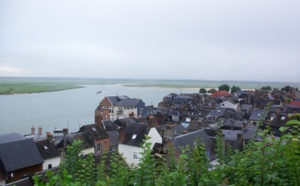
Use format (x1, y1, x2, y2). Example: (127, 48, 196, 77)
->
(96, 143, 103, 153)
(48, 164, 52, 169)
(281, 116, 286, 120)
(133, 152, 138, 159)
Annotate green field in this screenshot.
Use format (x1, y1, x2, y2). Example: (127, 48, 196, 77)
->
(0, 78, 85, 95)
(0, 83, 84, 95)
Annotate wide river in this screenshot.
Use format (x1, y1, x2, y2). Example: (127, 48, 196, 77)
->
(0, 84, 198, 135)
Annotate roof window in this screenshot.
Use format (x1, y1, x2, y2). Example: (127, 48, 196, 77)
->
(281, 116, 286, 120)
(132, 134, 137, 139)
(44, 145, 48, 150)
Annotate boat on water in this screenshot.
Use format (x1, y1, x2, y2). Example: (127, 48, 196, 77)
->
(96, 91, 102, 94)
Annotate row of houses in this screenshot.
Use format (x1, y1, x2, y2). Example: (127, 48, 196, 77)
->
(1, 86, 299, 185)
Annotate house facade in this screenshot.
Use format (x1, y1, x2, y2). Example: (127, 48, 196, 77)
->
(95, 96, 145, 121)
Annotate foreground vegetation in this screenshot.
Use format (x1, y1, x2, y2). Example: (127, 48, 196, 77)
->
(33, 114, 300, 186)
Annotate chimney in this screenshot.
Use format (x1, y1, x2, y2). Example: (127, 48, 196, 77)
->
(242, 123, 247, 130)
(31, 126, 35, 135)
(63, 128, 69, 135)
(237, 133, 243, 143)
(46, 132, 53, 142)
(38, 126, 42, 135)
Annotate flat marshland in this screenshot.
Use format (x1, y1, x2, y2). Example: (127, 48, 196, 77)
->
(0, 77, 299, 95)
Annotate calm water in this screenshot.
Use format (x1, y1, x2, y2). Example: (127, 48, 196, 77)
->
(0, 84, 198, 135)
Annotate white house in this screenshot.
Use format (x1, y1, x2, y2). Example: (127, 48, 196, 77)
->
(96, 96, 145, 121)
(118, 124, 162, 166)
(220, 100, 240, 111)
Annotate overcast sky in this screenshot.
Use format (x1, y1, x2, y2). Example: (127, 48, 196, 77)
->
(0, 0, 299, 82)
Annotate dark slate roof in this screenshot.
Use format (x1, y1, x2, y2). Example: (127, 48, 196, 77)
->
(107, 95, 129, 105)
(173, 123, 186, 135)
(198, 109, 213, 118)
(271, 113, 289, 127)
(108, 131, 119, 148)
(115, 98, 144, 107)
(0, 139, 43, 173)
(123, 123, 148, 147)
(249, 109, 269, 121)
(70, 132, 94, 149)
(35, 139, 60, 160)
(101, 120, 119, 132)
(241, 104, 253, 113)
(172, 130, 216, 160)
(0, 132, 25, 144)
(79, 123, 109, 141)
(241, 129, 261, 140)
(222, 130, 241, 140)
(141, 105, 156, 117)
(206, 107, 236, 119)
(114, 118, 140, 128)
(219, 119, 246, 130)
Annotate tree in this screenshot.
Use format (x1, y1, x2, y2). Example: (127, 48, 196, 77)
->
(231, 85, 241, 94)
(261, 86, 272, 90)
(218, 84, 230, 92)
(199, 88, 207, 93)
(207, 88, 216, 93)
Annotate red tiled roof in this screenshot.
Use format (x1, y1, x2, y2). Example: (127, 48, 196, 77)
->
(211, 90, 231, 98)
(289, 101, 300, 107)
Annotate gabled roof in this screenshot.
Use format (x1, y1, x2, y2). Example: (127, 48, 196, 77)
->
(115, 98, 144, 107)
(123, 123, 148, 147)
(219, 119, 246, 130)
(0, 132, 25, 144)
(206, 107, 236, 119)
(0, 139, 43, 173)
(114, 117, 140, 128)
(79, 124, 109, 141)
(249, 109, 268, 121)
(35, 138, 60, 160)
(101, 120, 119, 132)
(211, 90, 231, 98)
(66, 132, 94, 150)
(172, 129, 216, 160)
(241, 104, 253, 113)
(108, 131, 119, 148)
(107, 95, 129, 105)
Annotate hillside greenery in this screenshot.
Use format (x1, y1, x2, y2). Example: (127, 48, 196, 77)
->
(33, 114, 300, 186)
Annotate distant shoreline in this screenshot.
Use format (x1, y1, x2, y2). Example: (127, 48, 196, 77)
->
(0, 77, 299, 95)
